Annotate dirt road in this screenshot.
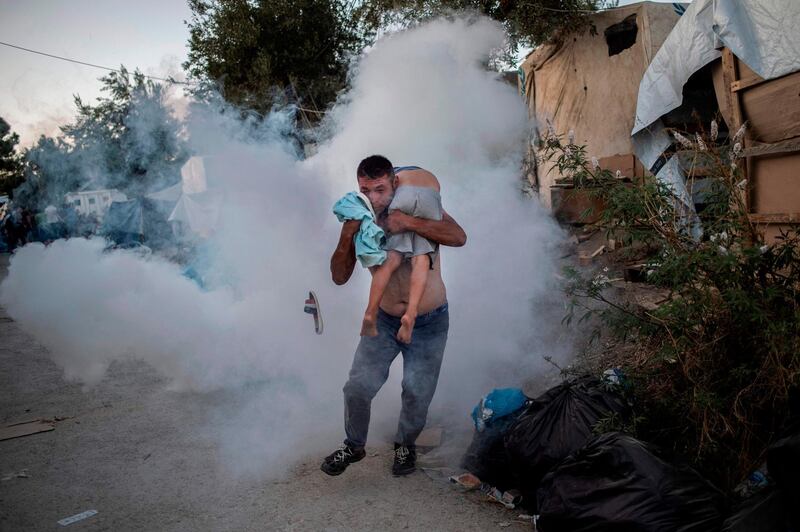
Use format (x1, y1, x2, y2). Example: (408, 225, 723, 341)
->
(0, 254, 520, 531)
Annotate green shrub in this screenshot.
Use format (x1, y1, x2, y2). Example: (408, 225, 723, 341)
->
(546, 124, 800, 490)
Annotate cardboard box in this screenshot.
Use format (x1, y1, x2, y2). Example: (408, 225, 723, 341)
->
(551, 187, 606, 224)
(598, 153, 645, 179)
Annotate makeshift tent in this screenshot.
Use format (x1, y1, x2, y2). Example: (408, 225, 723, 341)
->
(520, 2, 683, 209)
(100, 198, 172, 247)
(146, 156, 220, 239)
(180, 156, 207, 193)
(634, 0, 800, 134)
(146, 181, 183, 203)
(167, 190, 221, 239)
(632, 0, 800, 242)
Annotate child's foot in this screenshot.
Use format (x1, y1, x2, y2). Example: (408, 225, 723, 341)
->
(361, 314, 378, 337)
(397, 313, 416, 343)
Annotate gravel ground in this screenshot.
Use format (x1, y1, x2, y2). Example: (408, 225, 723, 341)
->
(0, 253, 524, 531)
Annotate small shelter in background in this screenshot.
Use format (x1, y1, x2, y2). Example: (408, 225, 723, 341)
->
(100, 197, 172, 247)
(146, 156, 221, 240)
(65, 188, 127, 220)
(101, 156, 213, 246)
(632, 0, 800, 243)
(520, 2, 684, 212)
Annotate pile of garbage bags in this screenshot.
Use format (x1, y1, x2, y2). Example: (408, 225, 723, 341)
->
(537, 432, 726, 531)
(504, 376, 630, 506)
(460, 375, 745, 530)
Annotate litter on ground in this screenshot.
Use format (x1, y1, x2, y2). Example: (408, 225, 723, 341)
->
(57, 509, 98, 527)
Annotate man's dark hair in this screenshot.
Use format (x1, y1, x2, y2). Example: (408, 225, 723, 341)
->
(357, 155, 394, 179)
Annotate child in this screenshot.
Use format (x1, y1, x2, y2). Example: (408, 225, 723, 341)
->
(360, 166, 442, 344)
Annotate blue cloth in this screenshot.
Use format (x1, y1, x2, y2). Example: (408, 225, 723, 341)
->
(333, 192, 386, 268)
(471, 388, 528, 431)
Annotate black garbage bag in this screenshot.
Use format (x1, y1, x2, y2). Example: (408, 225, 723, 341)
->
(722, 488, 794, 532)
(766, 431, 800, 528)
(504, 376, 629, 509)
(768, 432, 800, 495)
(461, 388, 529, 490)
(461, 415, 518, 490)
(537, 432, 726, 532)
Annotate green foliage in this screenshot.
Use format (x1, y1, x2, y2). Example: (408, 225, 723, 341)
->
(184, 0, 369, 117)
(357, 0, 615, 61)
(14, 68, 188, 209)
(184, 0, 613, 115)
(0, 118, 25, 197)
(13, 136, 81, 210)
(548, 125, 800, 490)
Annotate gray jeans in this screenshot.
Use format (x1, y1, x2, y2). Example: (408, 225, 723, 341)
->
(343, 303, 449, 448)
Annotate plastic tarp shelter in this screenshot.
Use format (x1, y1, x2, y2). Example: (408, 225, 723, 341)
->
(167, 190, 220, 239)
(146, 181, 183, 203)
(631, 0, 800, 238)
(101, 198, 171, 246)
(520, 2, 683, 208)
(634, 0, 800, 135)
(146, 156, 220, 239)
(180, 156, 207, 194)
(146, 157, 209, 203)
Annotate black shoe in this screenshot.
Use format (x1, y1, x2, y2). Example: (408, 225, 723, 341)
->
(320, 444, 366, 476)
(392, 443, 417, 476)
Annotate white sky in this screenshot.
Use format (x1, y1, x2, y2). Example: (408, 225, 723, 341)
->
(0, 0, 681, 147)
(0, 0, 191, 146)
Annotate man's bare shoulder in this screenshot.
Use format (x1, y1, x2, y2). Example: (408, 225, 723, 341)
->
(396, 168, 440, 191)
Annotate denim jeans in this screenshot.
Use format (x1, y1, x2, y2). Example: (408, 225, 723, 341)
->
(343, 303, 449, 448)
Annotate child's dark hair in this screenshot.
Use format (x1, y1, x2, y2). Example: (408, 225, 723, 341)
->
(357, 155, 394, 179)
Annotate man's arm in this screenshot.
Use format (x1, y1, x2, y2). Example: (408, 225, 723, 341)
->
(330, 219, 360, 285)
(385, 210, 467, 247)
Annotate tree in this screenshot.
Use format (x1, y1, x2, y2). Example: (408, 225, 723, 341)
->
(62, 67, 189, 196)
(0, 118, 24, 198)
(357, 0, 616, 61)
(13, 135, 80, 210)
(15, 67, 189, 210)
(184, 0, 612, 117)
(184, 0, 368, 118)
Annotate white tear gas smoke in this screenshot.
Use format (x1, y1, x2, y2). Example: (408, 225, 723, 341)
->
(0, 16, 569, 477)
(310, 16, 568, 401)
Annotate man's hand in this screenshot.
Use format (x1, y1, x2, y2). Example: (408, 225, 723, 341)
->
(386, 210, 466, 248)
(385, 210, 413, 234)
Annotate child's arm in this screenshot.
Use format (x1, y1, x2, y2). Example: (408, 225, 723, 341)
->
(330, 219, 360, 285)
(385, 210, 466, 247)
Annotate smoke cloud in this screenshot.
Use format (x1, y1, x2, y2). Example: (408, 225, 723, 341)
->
(0, 16, 568, 477)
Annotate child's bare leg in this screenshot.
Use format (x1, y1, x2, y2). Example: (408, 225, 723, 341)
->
(397, 254, 430, 344)
(361, 251, 403, 337)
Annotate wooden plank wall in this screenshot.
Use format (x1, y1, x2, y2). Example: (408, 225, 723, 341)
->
(722, 48, 800, 242)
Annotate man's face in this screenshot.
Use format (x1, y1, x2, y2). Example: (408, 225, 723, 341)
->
(358, 173, 396, 215)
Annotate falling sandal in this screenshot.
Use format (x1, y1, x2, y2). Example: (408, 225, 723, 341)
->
(304, 290, 323, 334)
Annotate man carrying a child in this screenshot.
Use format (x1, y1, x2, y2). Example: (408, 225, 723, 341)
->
(322, 155, 466, 477)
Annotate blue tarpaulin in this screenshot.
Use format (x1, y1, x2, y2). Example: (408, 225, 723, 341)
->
(101, 198, 171, 247)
